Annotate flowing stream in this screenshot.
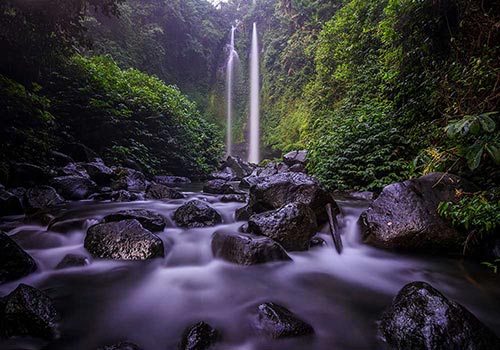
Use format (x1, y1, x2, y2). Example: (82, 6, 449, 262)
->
(1, 185, 499, 350)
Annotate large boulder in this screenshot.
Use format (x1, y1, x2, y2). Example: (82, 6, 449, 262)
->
(82, 161, 113, 186)
(0, 284, 59, 340)
(179, 321, 220, 350)
(379, 281, 500, 350)
(359, 173, 474, 254)
(145, 183, 185, 200)
(211, 167, 238, 181)
(283, 150, 308, 166)
(0, 189, 24, 216)
(84, 220, 164, 260)
(23, 186, 64, 212)
(0, 231, 37, 284)
(248, 202, 317, 251)
(252, 302, 314, 339)
(203, 179, 239, 195)
(173, 200, 222, 228)
(9, 163, 48, 187)
(237, 172, 337, 223)
(104, 209, 166, 232)
(153, 175, 191, 186)
(211, 231, 291, 265)
(111, 168, 147, 193)
(50, 175, 98, 200)
(223, 156, 254, 179)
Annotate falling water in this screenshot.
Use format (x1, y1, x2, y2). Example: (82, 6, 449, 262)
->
(226, 26, 238, 156)
(248, 22, 260, 164)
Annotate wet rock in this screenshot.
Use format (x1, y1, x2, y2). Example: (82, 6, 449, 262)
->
(111, 168, 147, 192)
(104, 209, 166, 232)
(254, 162, 289, 178)
(288, 163, 307, 173)
(379, 281, 500, 350)
(63, 143, 99, 162)
(239, 175, 265, 189)
(220, 194, 247, 203)
(203, 179, 240, 195)
(223, 155, 255, 179)
(9, 163, 48, 187)
(48, 218, 89, 233)
(252, 302, 314, 338)
(211, 167, 238, 181)
(153, 175, 191, 186)
(179, 321, 220, 350)
(211, 231, 291, 265)
(97, 342, 144, 350)
(55, 254, 90, 269)
(0, 231, 37, 284)
(82, 161, 113, 186)
(359, 172, 475, 254)
(239, 172, 337, 223)
(48, 150, 74, 167)
(84, 220, 164, 260)
(59, 162, 90, 178)
(173, 200, 222, 228)
(24, 211, 55, 226)
(0, 189, 24, 216)
(23, 186, 64, 212)
(0, 283, 59, 340)
(50, 175, 98, 200)
(111, 190, 140, 202)
(310, 237, 327, 248)
(248, 203, 318, 251)
(146, 183, 185, 200)
(283, 150, 308, 166)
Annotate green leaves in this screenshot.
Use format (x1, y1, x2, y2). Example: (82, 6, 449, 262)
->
(485, 144, 500, 166)
(466, 143, 483, 170)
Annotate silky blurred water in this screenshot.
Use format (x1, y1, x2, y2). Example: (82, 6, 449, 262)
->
(0, 187, 499, 350)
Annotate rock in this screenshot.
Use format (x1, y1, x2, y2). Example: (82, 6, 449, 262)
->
(63, 143, 99, 162)
(211, 167, 238, 181)
(310, 237, 327, 248)
(111, 190, 140, 202)
(23, 186, 64, 212)
(379, 281, 500, 350)
(283, 150, 308, 166)
(288, 163, 307, 173)
(173, 200, 222, 228)
(82, 161, 113, 186)
(59, 162, 90, 178)
(1, 284, 59, 340)
(48, 150, 74, 166)
(224, 156, 255, 178)
(0, 189, 24, 216)
(203, 179, 240, 195)
(47, 218, 89, 233)
(0, 231, 37, 284)
(211, 231, 291, 265)
(179, 321, 220, 350)
(145, 183, 185, 200)
(359, 172, 475, 254)
(104, 209, 166, 232)
(55, 254, 90, 269)
(111, 168, 147, 192)
(153, 175, 191, 186)
(254, 162, 289, 178)
(122, 158, 143, 172)
(84, 220, 164, 260)
(239, 175, 265, 189)
(220, 194, 247, 203)
(239, 172, 337, 223)
(97, 342, 144, 350)
(50, 175, 98, 200)
(9, 163, 48, 187)
(248, 203, 318, 251)
(252, 302, 314, 339)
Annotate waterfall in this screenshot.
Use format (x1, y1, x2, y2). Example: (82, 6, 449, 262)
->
(226, 26, 238, 156)
(248, 22, 260, 164)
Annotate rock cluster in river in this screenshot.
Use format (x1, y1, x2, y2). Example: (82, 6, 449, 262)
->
(174, 199, 222, 228)
(0, 231, 37, 284)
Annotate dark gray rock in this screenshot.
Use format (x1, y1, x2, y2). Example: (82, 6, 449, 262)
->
(55, 254, 90, 269)
(220, 194, 247, 203)
(288, 163, 307, 173)
(122, 158, 143, 172)
(254, 162, 289, 178)
(359, 173, 475, 254)
(0, 231, 37, 284)
(379, 281, 500, 350)
(248, 203, 318, 251)
(146, 183, 185, 200)
(0, 189, 24, 216)
(50, 175, 98, 200)
(252, 302, 314, 339)
(310, 237, 327, 248)
(59, 162, 90, 178)
(9, 163, 48, 187)
(63, 143, 99, 162)
(98, 342, 144, 350)
(1, 284, 59, 340)
(283, 150, 308, 166)
(23, 186, 64, 212)
(211, 231, 291, 265)
(223, 156, 254, 179)
(179, 321, 220, 350)
(84, 220, 164, 260)
(203, 179, 239, 195)
(111, 190, 140, 202)
(104, 209, 166, 232)
(111, 168, 147, 192)
(82, 161, 113, 186)
(173, 200, 222, 228)
(239, 175, 265, 190)
(211, 167, 238, 181)
(153, 175, 191, 186)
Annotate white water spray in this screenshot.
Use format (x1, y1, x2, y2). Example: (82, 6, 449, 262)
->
(226, 26, 238, 156)
(248, 22, 260, 164)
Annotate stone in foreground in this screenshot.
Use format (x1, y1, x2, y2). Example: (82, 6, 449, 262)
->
(0, 231, 37, 284)
(84, 220, 164, 260)
(146, 183, 185, 200)
(252, 302, 314, 339)
(104, 209, 166, 232)
(379, 281, 500, 350)
(179, 321, 220, 350)
(211, 231, 291, 265)
(1, 284, 59, 340)
(173, 200, 222, 228)
(248, 202, 317, 251)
